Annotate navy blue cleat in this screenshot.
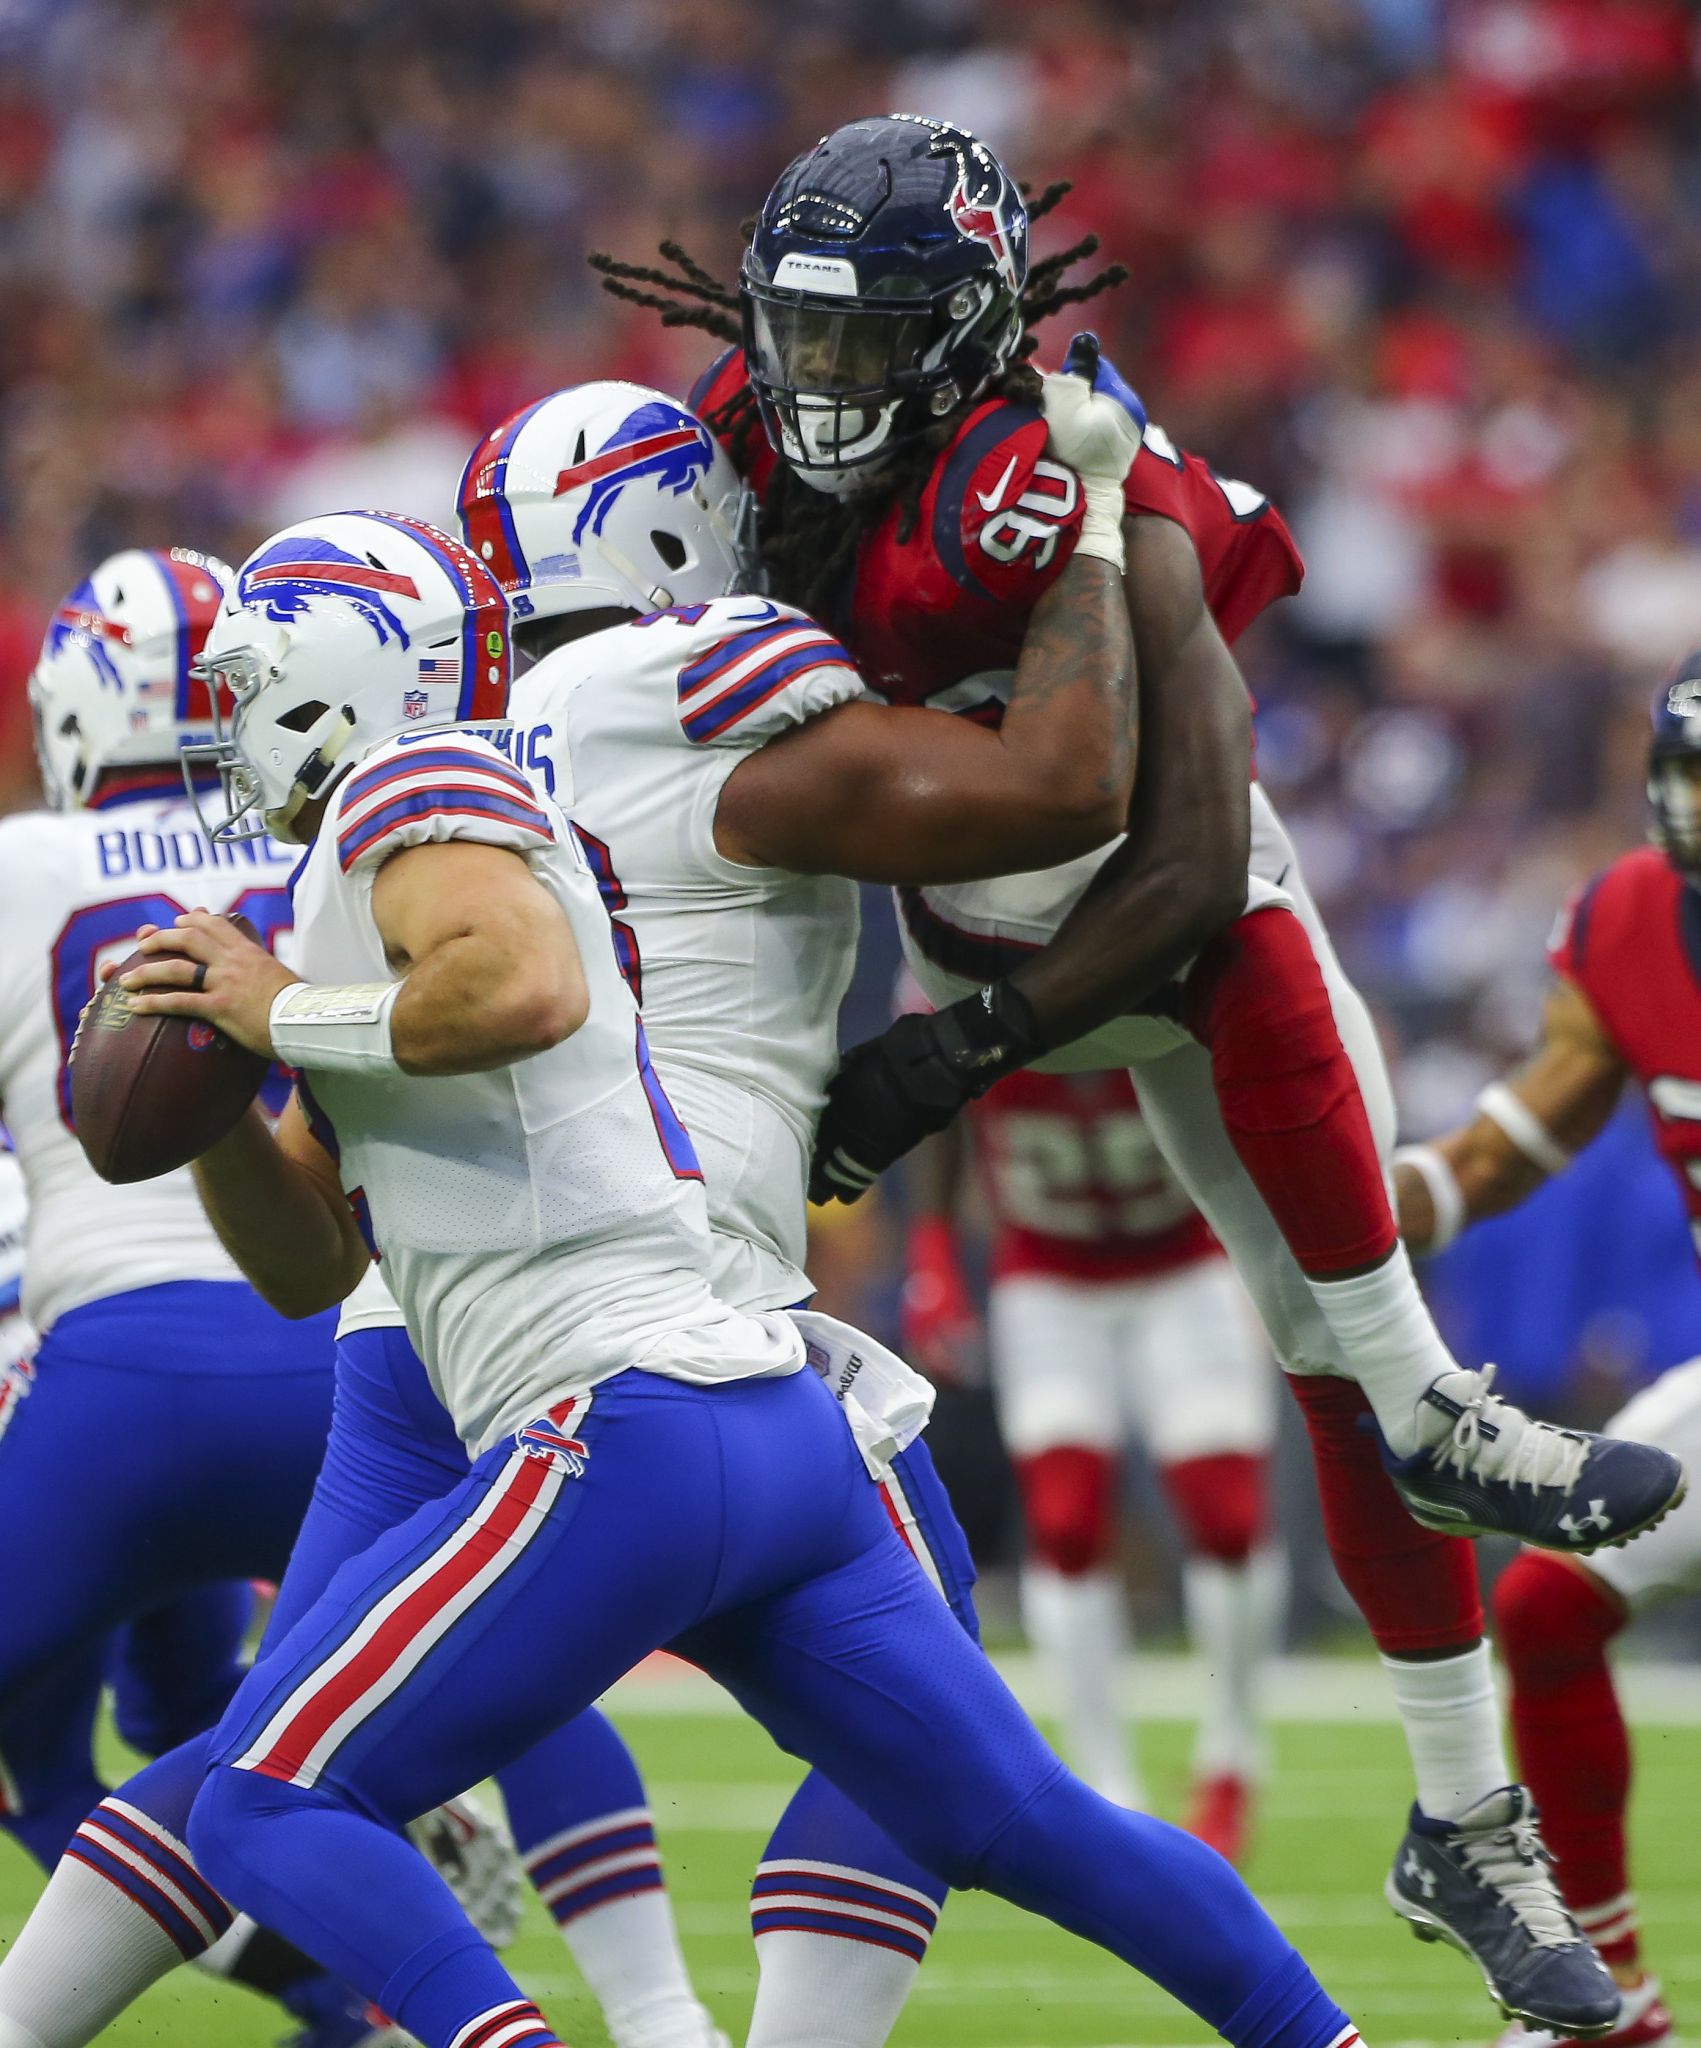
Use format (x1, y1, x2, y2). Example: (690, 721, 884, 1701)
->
(1385, 1366, 1687, 1552)
(1388, 1788, 1623, 2039)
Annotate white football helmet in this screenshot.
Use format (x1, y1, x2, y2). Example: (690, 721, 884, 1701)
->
(187, 511, 512, 843)
(29, 548, 234, 808)
(456, 380, 750, 628)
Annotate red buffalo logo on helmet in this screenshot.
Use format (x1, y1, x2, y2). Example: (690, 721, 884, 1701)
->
(946, 170, 1020, 293)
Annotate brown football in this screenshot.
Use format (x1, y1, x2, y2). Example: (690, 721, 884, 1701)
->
(70, 911, 271, 1184)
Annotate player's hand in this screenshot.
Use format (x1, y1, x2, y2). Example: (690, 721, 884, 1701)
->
(810, 983, 1045, 1204)
(1041, 331, 1147, 486)
(902, 1217, 980, 1382)
(115, 911, 300, 1060)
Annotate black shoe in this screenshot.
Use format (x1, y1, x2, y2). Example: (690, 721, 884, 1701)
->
(1386, 1367, 1687, 1552)
(1387, 1787, 1623, 2038)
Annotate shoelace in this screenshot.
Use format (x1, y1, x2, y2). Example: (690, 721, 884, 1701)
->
(1435, 1365, 1590, 1495)
(1459, 1811, 1583, 1948)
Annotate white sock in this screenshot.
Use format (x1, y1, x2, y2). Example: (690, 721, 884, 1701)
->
(1381, 1641, 1510, 1822)
(1184, 1544, 1287, 1781)
(0, 1847, 188, 2048)
(558, 1890, 721, 2048)
(1306, 1250, 1459, 1454)
(747, 1931, 919, 2048)
(1020, 1564, 1142, 1806)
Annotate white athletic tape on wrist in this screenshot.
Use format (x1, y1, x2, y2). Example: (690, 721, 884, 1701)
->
(1476, 1081, 1572, 1177)
(269, 981, 401, 1074)
(1075, 477, 1127, 568)
(1393, 1143, 1466, 1254)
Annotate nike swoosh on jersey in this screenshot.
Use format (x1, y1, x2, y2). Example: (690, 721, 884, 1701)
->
(975, 455, 1018, 513)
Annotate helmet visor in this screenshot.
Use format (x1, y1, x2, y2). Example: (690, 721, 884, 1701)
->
(745, 293, 930, 400)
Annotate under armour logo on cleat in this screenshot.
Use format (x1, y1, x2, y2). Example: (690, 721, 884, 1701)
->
(1558, 1500, 1612, 1542)
(1403, 1851, 1438, 1898)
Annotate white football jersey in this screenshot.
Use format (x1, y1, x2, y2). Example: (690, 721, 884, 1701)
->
(507, 596, 865, 1310)
(290, 726, 801, 1454)
(0, 1143, 28, 1360)
(0, 795, 301, 1329)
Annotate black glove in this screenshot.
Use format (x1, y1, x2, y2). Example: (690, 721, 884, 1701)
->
(809, 981, 1045, 1204)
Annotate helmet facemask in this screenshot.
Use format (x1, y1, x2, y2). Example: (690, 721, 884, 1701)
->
(183, 623, 357, 845)
(742, 262, 1017, 489)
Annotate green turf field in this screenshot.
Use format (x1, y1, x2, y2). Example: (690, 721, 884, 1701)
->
(1, 1703, 1691, 2048)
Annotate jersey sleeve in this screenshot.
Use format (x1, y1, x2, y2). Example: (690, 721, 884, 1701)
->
(670, 600, 865, 748)
(924, 400, 1086, 608)
(333, 732, 557, 877)
(1126, 421, 1304, 644)
(1544, 851, 1662, 1046)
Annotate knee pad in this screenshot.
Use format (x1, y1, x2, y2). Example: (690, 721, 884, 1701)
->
(1185, 910, 1395, 1275)
(1286, 1374, 1483, 1653)
(1493, 1550, 1624, 1690)
(1014, 1447, 1118, 1578)
(1161, 1452, 1267, 1564)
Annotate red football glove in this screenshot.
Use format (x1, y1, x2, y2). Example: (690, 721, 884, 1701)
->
(901, 1215, 979, 1384)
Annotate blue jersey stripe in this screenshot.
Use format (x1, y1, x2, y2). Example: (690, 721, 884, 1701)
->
(682, 642, 854, 743)
(338, 788, 552, 871)
(341, 746, 532, 813)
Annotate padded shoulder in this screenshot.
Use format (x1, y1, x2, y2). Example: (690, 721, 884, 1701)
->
(650, 596, 865, 748)
(331, 729, 557, 876)
(922, 398, 1085, 607)
(1125, 420, 1304, 644)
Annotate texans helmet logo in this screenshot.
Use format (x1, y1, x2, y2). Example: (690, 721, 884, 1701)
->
(240, 537, 421, 648)
(553, 401, 716, 544)
(946, 169, 1022, 292)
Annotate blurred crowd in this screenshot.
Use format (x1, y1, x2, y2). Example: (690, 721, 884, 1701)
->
(4, 0, 1701, 1390)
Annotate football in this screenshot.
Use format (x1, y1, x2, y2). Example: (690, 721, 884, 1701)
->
(70, 912, 272, 1184)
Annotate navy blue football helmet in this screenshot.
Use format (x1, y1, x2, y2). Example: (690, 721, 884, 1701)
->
(741, 114, 1029, 492)
(1649, 650, 1701, 876)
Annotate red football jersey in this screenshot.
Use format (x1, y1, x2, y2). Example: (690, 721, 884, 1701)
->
(1549, 846, 1701, 1257)
(691, 348, 1304, 711)
(968, 1068, 1220, 1284)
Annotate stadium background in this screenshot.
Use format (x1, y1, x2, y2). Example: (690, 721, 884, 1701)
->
(2, 0, 1701, 1647)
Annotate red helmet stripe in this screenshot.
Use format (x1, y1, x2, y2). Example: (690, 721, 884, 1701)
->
(553, 427, 699, 499)
(457, 397, 550, 593)
(247, 560, 421, 600)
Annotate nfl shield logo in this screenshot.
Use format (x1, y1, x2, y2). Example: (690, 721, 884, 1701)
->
(402, 688, 429, 721)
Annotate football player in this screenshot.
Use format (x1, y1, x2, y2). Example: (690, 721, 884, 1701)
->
(0, 553, 702, 2048)
(0, 360, 1154, 2048)
(107, 502, 1363, 2048)
(595, 112, 1679, 2030)
(904, 1072, 1281, 1860)
(1394, 655, 1701, 2048)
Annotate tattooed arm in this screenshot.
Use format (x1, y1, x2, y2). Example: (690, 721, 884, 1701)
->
(1003, 513, 1251, 1038)
(714, 547, 1136, 884)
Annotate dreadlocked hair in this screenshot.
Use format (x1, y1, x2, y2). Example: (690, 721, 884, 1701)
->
(589, 177, 1129, 617)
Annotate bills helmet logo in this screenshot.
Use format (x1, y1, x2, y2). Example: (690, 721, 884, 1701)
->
(240, 536, 421, 648)
(47, 579, 130, 691)
(553, 401, 716, 544)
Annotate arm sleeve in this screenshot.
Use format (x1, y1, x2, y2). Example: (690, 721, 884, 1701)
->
(674, 604, 865, 746)
(333, 734, 557, 877)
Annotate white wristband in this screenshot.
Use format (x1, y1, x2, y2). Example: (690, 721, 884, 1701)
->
(1393, 1143, 1466, 1254)
(1074, 475, 1127, 570)
(270, 981, 401, 1074)
(1476, 1081, 1571, 1178)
